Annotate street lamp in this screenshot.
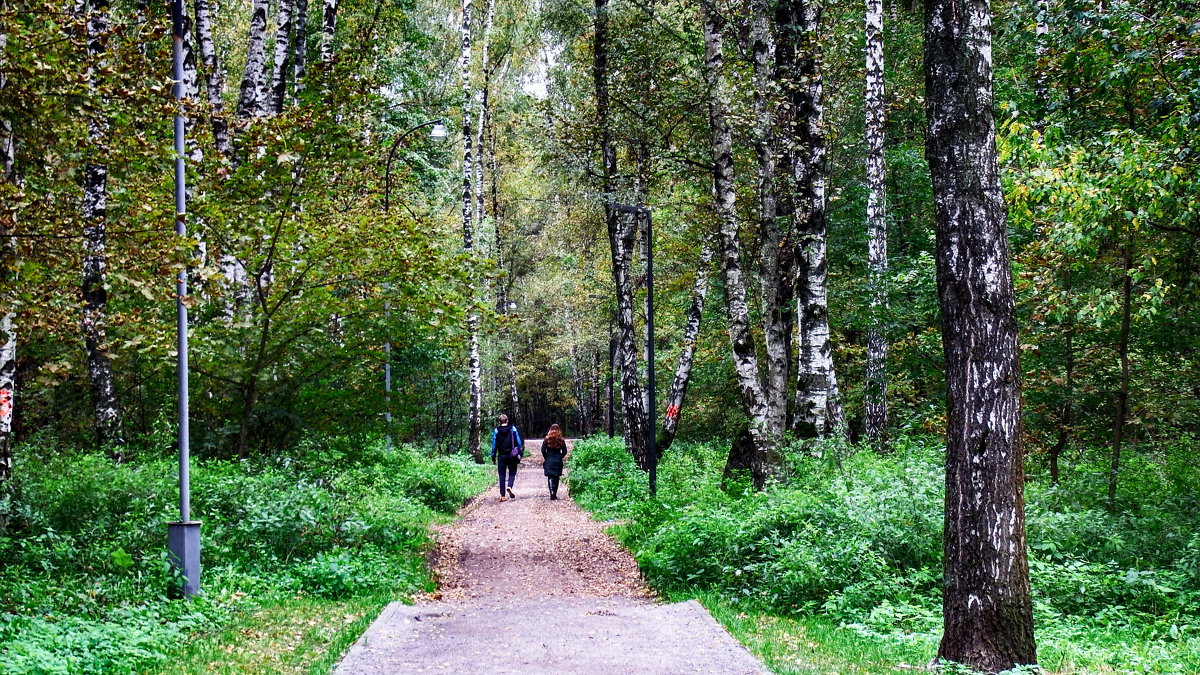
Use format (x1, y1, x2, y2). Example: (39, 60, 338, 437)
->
(607, 203, 656, 497)
(167, 0, 199, 598)
(383, 120, 447, 448)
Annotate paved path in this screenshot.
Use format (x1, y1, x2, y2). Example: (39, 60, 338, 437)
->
(335, 439, 767, 674)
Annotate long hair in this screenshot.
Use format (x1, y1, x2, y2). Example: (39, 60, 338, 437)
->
(545, 423, 566, 449)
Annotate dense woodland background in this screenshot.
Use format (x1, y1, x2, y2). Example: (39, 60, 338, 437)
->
(1, 0, 1199, 670)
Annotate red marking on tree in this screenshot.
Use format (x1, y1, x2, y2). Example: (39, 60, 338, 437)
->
(666, 404, 680, 420)
(0, 388, 11, 420)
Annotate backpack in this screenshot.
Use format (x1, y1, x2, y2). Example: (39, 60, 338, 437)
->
(497, 425, 520, 458)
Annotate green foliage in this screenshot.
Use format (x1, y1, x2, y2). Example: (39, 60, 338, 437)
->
(570, 435, 1200, 672)
(0, 435, 491, 673)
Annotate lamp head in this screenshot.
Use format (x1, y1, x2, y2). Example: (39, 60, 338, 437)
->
(429, 122, 449, 142)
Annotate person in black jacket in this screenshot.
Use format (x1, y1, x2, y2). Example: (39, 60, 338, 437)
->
(490, 414, 524, 501)
(540, 423, 568, 500)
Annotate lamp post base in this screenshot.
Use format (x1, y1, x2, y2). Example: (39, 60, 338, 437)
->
(167, 521, 201, 598)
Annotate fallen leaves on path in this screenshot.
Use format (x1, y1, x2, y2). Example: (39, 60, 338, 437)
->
(427, 439, 653, 604)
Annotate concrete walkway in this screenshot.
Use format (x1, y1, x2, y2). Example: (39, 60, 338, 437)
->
(335, 439, 767, 674)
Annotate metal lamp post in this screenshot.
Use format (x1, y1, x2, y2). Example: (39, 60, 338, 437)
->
(608, 203, 655, 497)
(382, 120, 448, 448)
(167, 0, 200, 598)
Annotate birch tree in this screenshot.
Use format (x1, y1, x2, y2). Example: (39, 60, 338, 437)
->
(236, 0, 270, 119)
(700, 0, 776, 486)
(460, 0, 483, 461)
(269, 0, 297, 114)
(321, 0, 337, 62)
(194, 0, 230, 154)
(863, 0, 888, 449)
(784, 0, 843, 438)
(924, 0, 1037, 667)
(659, 240, 712, 453)
(0, 14, 15, 487)
(293, 0, 308, 99)
(81, 0, 125, 453)
(593, 0, 647, 467)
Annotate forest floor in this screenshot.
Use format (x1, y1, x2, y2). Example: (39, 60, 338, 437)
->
(333, 440, 768, 674)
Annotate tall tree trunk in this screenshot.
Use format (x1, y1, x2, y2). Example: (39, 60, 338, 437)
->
(864, 0, 888, 450)
(194, 0, 230, 155)
(474, 0, 495, 232)
(659, 240, 712, 453)
(0, 17, 16, 490)
(594, 0, 647, 467)
(236, 0, 270, 119)
(1107, 246, 1132, 511)
(783, 0, 841, 438)
(293, 0, 308, 100)
(82, 0, 124, 455)
(320, 0, 337, 62)
(700, 0, 776, 488)
(460, 0, 483, 462)
(752, 0, 793, 438)
(1033, 0, 1049, 133)
(925, 0, 1037, 668)
(269, 0, 296, 115)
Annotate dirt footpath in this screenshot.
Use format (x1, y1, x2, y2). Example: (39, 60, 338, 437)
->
(334, 439, 767, 674)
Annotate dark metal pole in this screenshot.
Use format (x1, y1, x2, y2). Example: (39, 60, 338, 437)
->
(644, 209, 656, 498)
(168, 0, 200, 598)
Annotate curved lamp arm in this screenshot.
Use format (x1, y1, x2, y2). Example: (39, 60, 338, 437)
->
(384, 118, 444, 215)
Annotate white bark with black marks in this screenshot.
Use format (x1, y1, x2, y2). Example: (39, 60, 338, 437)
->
(0, 19, 15, 487)
(925, 0, 1037, 668)
(82, 0, 124, 453)
(594, 0, 647, 466)
(700, 0, 775, 485)
(268, 0, 295, 114)
(460, 0, 483, 462)
(659, 240, 712, 453)
(782, 0, 843, 438)
(194, 0, 230, 154)
(236, 0, 270, 119)
(293, 0, 308, 100)
(320, 0, 337, 62)
(864, 0, 888, 449)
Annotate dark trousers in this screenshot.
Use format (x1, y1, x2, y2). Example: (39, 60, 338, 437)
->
(547, 476, 560, 496)
(497, 456, 518, 496)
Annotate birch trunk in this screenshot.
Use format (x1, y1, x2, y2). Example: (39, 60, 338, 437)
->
(236, 0, 269, 119)
(594, 0, 647, 467)
(194, 0, 230, 154)
(659, 240, 712, 453)
(1033, 0, 1049, 132)
(782, 0, 841, 438)
(751, 0, 792, 437)
(82, 0, 124, 454)
(293, 0, 308, 99)
(864, 0, 889, 450)
(474, 0, 494, 230)
(269, 0, 296, 114)
(0, 21, 15, 488)
(925, 0, 1037, 667)
(700, 0, 775, 487)
(320, 0, 337, 62)
(460, 0, 483, 462)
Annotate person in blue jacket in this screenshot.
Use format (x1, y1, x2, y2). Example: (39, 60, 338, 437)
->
(490, 414, 524, 501)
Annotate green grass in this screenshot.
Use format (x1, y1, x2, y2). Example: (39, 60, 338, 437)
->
(151, 594, 388, 675)
(697, 592, 933, 674)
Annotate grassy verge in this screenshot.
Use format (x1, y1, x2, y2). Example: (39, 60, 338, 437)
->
(568, 435, 1200, 674)
(0, 435, 493, 674)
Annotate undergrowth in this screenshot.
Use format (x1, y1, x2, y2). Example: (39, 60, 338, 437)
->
(568, 435, 1200, 674)
(0, 433, 491, 674)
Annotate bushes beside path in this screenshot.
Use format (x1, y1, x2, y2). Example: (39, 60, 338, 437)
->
(0, 434, 492, 674)
(568, 435, 1200, 673)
